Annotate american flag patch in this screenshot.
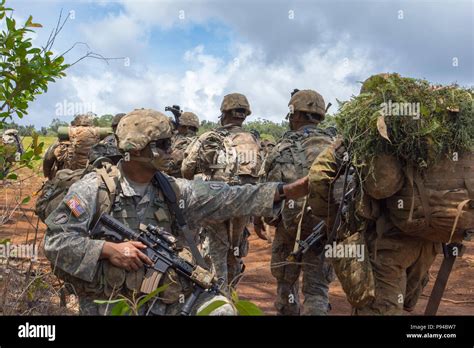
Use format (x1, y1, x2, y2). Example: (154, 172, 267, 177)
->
(65, 194, 86, 218)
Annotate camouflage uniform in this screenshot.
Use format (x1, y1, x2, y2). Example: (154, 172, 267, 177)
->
(43, 109, 282, 315)
(308, 140, 440, 315)
(167, 112, 200, 178)
(261, 90, 335, 315)
(181, 93, 262, 287)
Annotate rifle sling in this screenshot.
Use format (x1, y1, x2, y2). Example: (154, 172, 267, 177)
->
(424, 243, 464, 315)
(424, 252, 456, 315)
(153, 171, 208, 269)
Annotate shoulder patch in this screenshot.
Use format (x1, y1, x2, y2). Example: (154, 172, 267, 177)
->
(65, 194, 86, 218)
(53, 212, 69, 225)
(209, 183, 224, 190)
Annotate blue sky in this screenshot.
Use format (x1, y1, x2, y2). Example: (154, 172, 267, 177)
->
(6, 0, 474, 127)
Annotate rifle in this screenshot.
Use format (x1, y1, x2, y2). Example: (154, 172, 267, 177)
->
(327, 161, 356, 245)
(91, 213, 222, 316)
(287, 220, 326, 262)
(165, 105, 182, 128)
(287, 162, 356, 262)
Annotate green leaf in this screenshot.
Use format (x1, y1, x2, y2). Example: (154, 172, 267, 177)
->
(6, 173, 17, 180)
(234, 300, 264, 316)
(27, 48, 41, 54)
(25, 15, 42, 28)
(6, 16, 15, 31)
(0, 238, 11, 245)
(21, 196, 31, 204)
(137, 283, 169, 310)
(111, 300, 131, 316)
(231, 289, 239, 303)
(196, 300, 228, 316)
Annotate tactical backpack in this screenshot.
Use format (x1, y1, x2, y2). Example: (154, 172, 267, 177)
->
(36, 139, 123, 223)
(53, 126, 101, 172)
(198, 128, 262, 183)
(35, 168, 88, 223)
(168, 135, 194, 178)
(265, 127, 335, 229)
(383, 152, 474, 243)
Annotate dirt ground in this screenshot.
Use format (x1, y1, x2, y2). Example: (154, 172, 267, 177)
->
(1, 173, 473, 315)
(239, 232, 474, 315)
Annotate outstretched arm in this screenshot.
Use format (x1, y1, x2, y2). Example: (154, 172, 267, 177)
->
(176, 176, 309, 229)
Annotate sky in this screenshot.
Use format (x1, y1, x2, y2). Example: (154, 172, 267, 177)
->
(6, 0, 474, 127)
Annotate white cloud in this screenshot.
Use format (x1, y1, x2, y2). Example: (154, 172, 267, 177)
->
(78, 12, 148, 58)
(59, 39, 375, 124)
(13, 0, 470, 128)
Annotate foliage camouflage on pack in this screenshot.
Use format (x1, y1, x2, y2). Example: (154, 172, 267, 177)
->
(335, 73, 474, 170)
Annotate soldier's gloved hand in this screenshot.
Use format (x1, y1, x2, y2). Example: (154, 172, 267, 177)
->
(101, 241, 154, 271)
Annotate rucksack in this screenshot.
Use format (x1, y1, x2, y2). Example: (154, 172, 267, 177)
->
(265, 127, 335, 228)
(198, 128, 262, 183)
(36, 158, 120, 223)
(55, 126, 100, 171)
(35, 168, 88, 223)
(385, 152, 474, 243)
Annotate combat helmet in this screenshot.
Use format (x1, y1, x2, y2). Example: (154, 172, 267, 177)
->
(2, 129, 18, 137)
(220, 93, 251, 116)
(179, 112, 200, 128)
(116, 109, 173, 152)
(288, 89, 326, 120)
(1, 129, 19, 144)
(111, 113, 126, 130)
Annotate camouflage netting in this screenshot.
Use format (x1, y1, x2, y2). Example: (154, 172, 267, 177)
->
(335, 73, 474, 170)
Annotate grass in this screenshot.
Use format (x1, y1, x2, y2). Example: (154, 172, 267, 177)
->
(22, 136, 56, 156)
(20, 136, 56, 172)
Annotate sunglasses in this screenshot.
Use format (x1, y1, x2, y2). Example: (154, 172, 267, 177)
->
(233, 108, 247, 114)
(301, 112, 322, 121)
(151, 138, 172, 152)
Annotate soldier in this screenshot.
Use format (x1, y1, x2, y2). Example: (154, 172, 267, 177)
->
(309, 138, 443, 315)
(43, 114, 99, 180)
(307, 74, 473, 315)
(0, 129, 24, 177)
(43, 108, 309, 315)
(260, 89, 335, 315)
(87, 113, 126, 167)
(166, 112, 200, 178)
(181, 93, 263, 287)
